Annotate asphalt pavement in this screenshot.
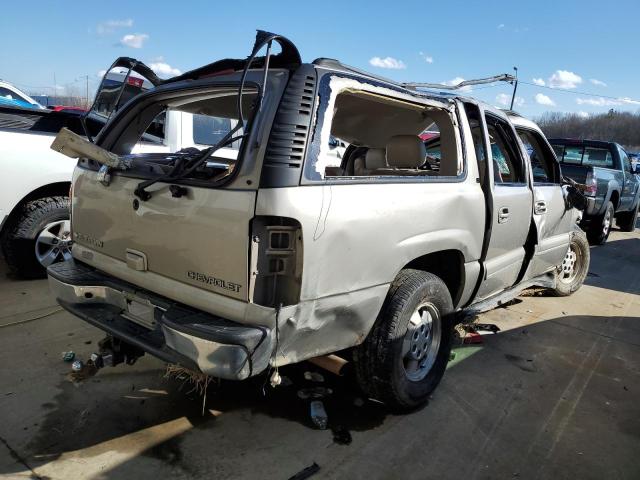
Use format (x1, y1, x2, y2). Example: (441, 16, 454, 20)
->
(0, 226, 638, 480)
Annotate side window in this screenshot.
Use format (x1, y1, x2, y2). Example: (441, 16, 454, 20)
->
(486, 116, 526, 184)
(306, 77, 462, 181)
(464, 103, 488, 186)
(618, 147, 632, 173)
(517, 129, 560, 184)
(583, 147, 613, 168)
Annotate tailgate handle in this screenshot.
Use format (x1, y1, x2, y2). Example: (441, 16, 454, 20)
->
(534, 200, 547, 215)
(126, 249, 148, 271)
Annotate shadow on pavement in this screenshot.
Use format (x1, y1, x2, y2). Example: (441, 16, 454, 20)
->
(3, 313, 638, 479)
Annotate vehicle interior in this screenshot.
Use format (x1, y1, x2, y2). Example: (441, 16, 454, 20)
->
(109, 88, 256, 182)
(318, 89, 460, 179)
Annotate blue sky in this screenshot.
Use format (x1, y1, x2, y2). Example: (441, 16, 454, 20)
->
(2, 0, 639, 118)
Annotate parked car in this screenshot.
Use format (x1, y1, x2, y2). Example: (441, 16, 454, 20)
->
(0, 61, 157, 277)
(629, 153, 639, 172)
(47, 31, 588, 410)
(0, 80, 45, 110)
(549, 139, 640, 244)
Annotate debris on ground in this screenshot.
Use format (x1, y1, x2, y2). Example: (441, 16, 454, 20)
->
(304, 371, 325, 383)
(67, 359, 99, 382)
(164, 364, 214, 415)
(309, 400, 328, 429)
(474, 323, 501, 334)
(62, 351, 75, 362)
(288, 462, 320, 480)
(297, 386, 332, 400)
(332, 425, 352, 445)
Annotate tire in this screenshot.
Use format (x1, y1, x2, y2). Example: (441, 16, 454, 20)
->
(1, 196, 71, 279)
(353, 269, 454, 411)
(550, 229, 590, 297)
(587, 201, 614, 245)
(616, 201, 639, 232)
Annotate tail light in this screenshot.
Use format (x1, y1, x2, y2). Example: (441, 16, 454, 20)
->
(584, 171, 597, 197)
(249, 217, 303, 307)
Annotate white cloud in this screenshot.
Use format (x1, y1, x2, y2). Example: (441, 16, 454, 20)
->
(590, 78, 607, 87)
(576, 111, 590, 118)
(369, 56, 406, 69)
(576, 96, 640, 107)
(576, 97, 618, 106)
(497, 23, 505, 29)
(149, 62, 181, 78)
(120, 33, 149, 48)
(620, 97, 640, 106)
(97, 69, 107, 78)
(419, 52, 433, 64)
(548, 70, 582, 89)
(495, 93, 524, 107)
(532, 78, 546, 86)
(535, 93, 555, 106)
(444, 77, 472, 92)
(97, 19, 133, 35)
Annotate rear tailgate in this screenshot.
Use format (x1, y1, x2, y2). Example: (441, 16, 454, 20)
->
(71, 168, 254, 301)
(559, 163, 590, 184)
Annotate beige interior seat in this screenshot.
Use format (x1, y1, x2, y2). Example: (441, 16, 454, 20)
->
(354, 148, 387, 175)
(374, 135, 427, 175)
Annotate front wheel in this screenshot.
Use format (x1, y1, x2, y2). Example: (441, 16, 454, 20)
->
(550, 229, 590, 297)
(587, 201, 613, 245)
(353, 269, 453, 411)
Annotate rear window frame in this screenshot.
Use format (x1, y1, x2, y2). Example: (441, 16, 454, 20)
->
(302, 72, 468, 185)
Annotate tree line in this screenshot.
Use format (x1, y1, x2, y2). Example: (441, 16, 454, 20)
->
(536, 110, 640, 152)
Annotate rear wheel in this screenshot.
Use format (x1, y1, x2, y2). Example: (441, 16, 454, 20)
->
(587, 201, 614, 245)
(353, 269, 453, 411)
(616, 201, 639, 232)
(1, 196, 71, 278)
(551, 229, 590, 296)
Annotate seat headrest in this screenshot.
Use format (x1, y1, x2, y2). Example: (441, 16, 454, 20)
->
(386, 135, 426, 168)
(365, 148, 387, 169)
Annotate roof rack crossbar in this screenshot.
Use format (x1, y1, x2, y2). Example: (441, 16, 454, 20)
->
(402, 73, 515, 91)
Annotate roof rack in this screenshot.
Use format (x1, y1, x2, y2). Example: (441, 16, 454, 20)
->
(402, 73, 515, 91)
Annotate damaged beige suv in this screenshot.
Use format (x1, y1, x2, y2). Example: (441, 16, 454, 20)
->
(48, 31, 589, 409)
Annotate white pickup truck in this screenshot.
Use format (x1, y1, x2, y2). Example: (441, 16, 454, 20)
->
(0, 59, 239, 277)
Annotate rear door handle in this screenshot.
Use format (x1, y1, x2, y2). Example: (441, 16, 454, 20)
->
(534, 200, 547, 215)
(498, 207, 510, 223)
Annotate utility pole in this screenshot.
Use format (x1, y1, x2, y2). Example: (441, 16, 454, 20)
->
(509, 66, 518, 110)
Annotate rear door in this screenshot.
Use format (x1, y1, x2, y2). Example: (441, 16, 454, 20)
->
(475, 113, 533, 300)
(617, 146, 639, 211)
(517, 126, 572, 279)
(71, 82, 266, 303)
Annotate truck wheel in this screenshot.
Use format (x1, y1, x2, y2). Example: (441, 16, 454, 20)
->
(551, 229, 590, 297)
(616, 201, 639, 232)
(587, 201, 614, 245)
(1, 196, 71, 279)
(353, 269, 453, 411)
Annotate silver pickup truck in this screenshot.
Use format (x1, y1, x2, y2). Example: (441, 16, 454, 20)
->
(550, 138, 640, 244)
(47, 31, 589, 410)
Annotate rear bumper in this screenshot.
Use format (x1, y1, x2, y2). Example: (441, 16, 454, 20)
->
(47, 260, 273, 380)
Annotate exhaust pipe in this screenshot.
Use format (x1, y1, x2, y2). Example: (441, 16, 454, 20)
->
(307, 354, 348, 376)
